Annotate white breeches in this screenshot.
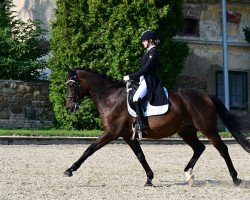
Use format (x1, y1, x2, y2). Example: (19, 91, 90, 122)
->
(133, 77, 147, 102)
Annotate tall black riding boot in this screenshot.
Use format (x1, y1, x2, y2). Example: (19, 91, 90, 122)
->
(134, 99, 148, 132)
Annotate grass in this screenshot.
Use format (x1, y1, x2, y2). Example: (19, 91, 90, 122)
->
(0, 129, 101, 137)
(0, 128, 246, 138)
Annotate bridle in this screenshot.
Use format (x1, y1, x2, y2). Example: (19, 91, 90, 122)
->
(66, 70, 82, 110)
(66, 69, 126, 110)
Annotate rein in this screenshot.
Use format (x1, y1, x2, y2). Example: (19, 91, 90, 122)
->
(66, 70, 125, 104)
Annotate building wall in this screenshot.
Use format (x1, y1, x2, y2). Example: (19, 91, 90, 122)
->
(0, 80, 53, 128)
(176, 1, 250, 112)
(12, 0, 56, 39)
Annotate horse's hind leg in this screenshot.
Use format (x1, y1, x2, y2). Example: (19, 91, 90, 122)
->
(124, 138, 154, 186)
(207, 133, 242, 186)
(178, 127, 206, 186)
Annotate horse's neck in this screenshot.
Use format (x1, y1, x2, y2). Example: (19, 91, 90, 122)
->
(78, 70, 125, 106)
(94, 86, 126, 122)
(85, 74, 113, 96)
(82, 72, 126, 110)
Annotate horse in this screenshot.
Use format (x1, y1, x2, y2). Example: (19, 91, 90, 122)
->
(64, 68, 250, 186)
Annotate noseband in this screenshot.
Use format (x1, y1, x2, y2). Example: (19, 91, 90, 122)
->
(66, 70, 82, 108)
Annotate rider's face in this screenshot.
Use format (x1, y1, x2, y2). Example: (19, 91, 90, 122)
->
(142, 40, 149, 48)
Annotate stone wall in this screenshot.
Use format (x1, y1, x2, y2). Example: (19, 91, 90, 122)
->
(0, 80, 53, 129)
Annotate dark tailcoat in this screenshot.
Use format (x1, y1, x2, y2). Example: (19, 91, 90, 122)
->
(128, 47, 168, 106)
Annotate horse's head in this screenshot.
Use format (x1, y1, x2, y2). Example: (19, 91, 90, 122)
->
(65, 68, 88, 112)
(65, 66, 125, 112)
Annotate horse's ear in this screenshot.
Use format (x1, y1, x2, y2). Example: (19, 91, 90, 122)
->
(65, 65, 71, 72)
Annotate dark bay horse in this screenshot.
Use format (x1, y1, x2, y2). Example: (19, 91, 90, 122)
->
(64, 68, 250, 186)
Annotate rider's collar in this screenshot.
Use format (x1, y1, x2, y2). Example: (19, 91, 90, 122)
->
(147, 45, 156, 52)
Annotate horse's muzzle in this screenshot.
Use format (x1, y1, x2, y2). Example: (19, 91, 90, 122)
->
(66, 103, 80, 112)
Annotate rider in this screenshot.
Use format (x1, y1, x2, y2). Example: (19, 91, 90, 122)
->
(123, 30, 168, 132)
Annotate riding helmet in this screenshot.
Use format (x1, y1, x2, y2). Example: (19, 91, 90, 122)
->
(140, 30, 158, 41)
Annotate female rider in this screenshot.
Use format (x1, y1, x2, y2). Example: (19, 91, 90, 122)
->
(123, 30, 168, 132)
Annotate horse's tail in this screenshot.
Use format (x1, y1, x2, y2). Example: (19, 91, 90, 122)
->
(209, 94, 250, 153)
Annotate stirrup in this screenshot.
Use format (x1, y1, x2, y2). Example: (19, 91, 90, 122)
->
(139, 123, 147, 132)
(136, 118, 148, 132)
(131, 122, 142, 140)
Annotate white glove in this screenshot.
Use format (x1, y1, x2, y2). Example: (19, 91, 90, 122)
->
(123, 75, 130, 81)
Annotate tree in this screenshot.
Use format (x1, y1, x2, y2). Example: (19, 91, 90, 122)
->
(0, 0, 49, 80)
(49, 0, 189, 129)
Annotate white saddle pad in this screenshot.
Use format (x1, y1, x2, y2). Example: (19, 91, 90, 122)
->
(127, 87, 169, 117)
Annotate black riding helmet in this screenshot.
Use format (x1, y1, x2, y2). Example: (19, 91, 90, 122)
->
(140, 30, 158, 41)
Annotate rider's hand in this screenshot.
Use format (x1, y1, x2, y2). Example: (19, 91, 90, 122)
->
(123, 75, 130, 81)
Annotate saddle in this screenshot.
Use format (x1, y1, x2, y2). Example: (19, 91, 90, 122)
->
(126, 80, 169, 140)
(126, 81, 169, 118)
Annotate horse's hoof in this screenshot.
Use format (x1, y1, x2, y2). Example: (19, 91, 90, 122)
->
(144, 180, 153, 187)
(185, 168, 194, 186)
(187, 175, 194, 186)
(64, 170, 73, 177)
(233, 178, 242, 186)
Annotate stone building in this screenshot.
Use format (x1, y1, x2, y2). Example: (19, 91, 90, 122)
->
(4, 0, 250, 128)
(176, 0, 250, 115)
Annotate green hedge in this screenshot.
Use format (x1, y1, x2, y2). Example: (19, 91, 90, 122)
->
(49, 0, 189, 130)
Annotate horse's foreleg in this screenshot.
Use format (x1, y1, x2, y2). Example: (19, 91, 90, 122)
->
(124, 138, 154, 186)
(64, 132, 117, 177)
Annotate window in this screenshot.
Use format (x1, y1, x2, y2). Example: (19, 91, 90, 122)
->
(216, 71, 248, 110)
(180, 18, 199, 37)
